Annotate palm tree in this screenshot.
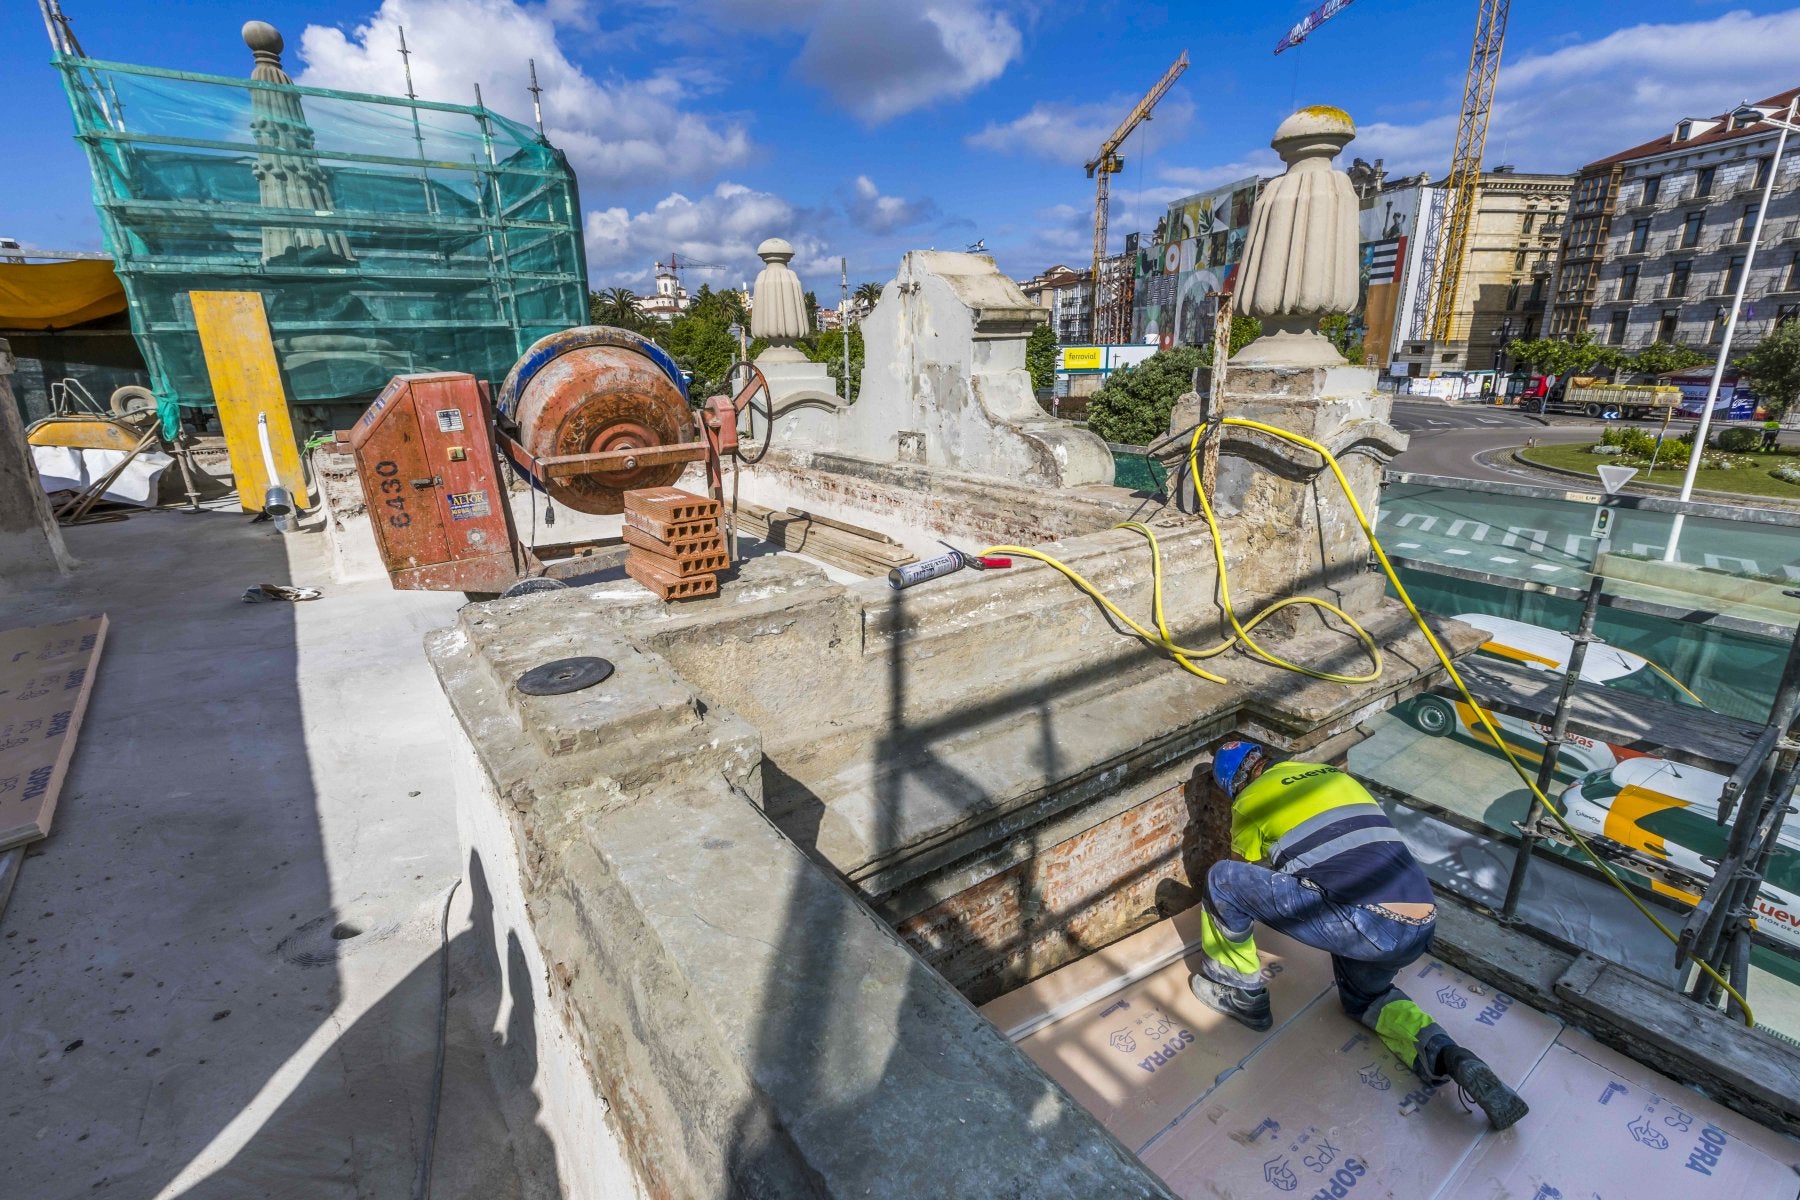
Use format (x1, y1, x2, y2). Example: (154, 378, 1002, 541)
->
(596, 286, 641, 325)
(853, 281, 882, 313)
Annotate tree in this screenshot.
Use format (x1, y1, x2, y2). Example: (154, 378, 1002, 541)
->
(802, 290, 820, 333)
(1631, 340, 1708, 378)
(665, 314, 737, 397)
(1085, 347, 1207, 446)
(1026, 323, 1057, 394)
(805, 327, 865, 399)
(1740, 318, 1800, 417)
(687, 283, 748, 330)
(1320, 313, 1364, 364)
(853, 281, 883, 311)
(1197, 314, 1266, 367)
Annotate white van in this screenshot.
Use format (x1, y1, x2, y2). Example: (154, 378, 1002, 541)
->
(1401, 614, 1708, 778)
(1558, 758, 1800, 955)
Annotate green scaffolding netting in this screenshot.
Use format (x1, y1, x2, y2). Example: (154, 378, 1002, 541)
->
(54, 53, 587, 425)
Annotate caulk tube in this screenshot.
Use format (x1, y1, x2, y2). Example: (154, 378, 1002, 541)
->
(888, 549, 968, 589)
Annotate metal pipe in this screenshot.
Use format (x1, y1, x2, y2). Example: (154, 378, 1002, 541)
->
(1500, 556, 1605, 919)
(1664, 96, 1797, 562)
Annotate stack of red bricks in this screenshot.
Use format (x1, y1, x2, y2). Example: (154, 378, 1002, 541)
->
(622, 486, 729, 600)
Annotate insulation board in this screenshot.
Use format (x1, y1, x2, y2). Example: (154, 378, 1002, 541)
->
(982, 909, 1800, 1199)
(0, 615, 107, 850)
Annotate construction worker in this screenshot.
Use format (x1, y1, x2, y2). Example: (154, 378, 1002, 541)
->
(1188, 739, 1530, 1131)
(1763, 417, 1782, 452)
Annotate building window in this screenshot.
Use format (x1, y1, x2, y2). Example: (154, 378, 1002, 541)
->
(1711, 309, 1729, 342)
(1741, 204, 1759, 242)
(1724, 254, 1747, 296)
(1677, 121, 1693, 141)
(1631, 219, 1651, 252)
(1789, 251, 1800, 291)
(1512, 249, 1526, 270)
(1506, 282, 1521, 310)
(1608, 311, 1629, 344)
(1756, 157, 1774, 190)
(1522, 211, 1536, 234)
(1778, 303, 1800, 327)
(1528, 278, 1545, 306)
(1643, 175, 1661, 205)
(1523, 317, 1538, 338)
(1669, 261, 1692, 297)
(1682, 212, 1704, 247)
(1620, 264, 1640, 300)
(1658, 311, 1679, 341)
(1697, 165, 1716, 196)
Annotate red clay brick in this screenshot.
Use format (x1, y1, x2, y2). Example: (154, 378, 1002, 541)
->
(623, 509, 719, 542)
(621, 523, 726, 560)
(627, 543, 730, 579)
(625, 554, 719, 601)
(623, 486, 720, 524)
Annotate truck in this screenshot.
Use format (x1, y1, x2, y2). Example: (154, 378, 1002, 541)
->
(1517, 377, 1685, 419)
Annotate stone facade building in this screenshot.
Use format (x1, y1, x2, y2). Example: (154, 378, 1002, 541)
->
(1019, 263, 1093, 344)
(1548, 86, 1800, 353)
(1395, 169, 1571, 374)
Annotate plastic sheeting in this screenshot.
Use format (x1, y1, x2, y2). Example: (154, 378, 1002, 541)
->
(0, 259, 126, 330)
(32, 444, 173, 507)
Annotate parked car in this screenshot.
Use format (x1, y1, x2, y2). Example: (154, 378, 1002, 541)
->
(1557, 758, 1800, 955)
(1400, 614, 1707, 779)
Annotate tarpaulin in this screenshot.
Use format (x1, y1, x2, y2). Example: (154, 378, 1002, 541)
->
(0, 259, 126, 330)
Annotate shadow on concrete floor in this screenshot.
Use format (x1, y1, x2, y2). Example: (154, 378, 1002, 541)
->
(0, 506, 556, 1198)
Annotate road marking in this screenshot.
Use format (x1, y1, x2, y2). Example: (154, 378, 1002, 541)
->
(1531, 564, 1560, 572)
(1501, 526, 1550, 552)
(1395, 542, 1421, 550)
(1445, 519, 1491, 541)
(1489, 555, 1519, 564)
(1444, 549, 1471, 556)
(1394, 513, 1438, 532)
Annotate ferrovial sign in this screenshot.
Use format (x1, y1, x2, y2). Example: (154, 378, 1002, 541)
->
(1061, 347, 1104, 371)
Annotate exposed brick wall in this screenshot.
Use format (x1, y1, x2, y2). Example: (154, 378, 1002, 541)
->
(898, 762, 1235, 1006)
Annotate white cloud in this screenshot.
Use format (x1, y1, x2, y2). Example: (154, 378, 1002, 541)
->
(1355, 9, 1800, 173)
(711, 0, 1024, 123)
(847, 176, 936, 234)
(296, 0, 751, 190)
(968, 92, 1196, 166)
(1157, 152, 1282, 196)
(584, 182, 834, 289)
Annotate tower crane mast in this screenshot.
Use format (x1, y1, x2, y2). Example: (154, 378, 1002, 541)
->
(1426, 0, 1509, 343)
(1088, 51, 1188, 345)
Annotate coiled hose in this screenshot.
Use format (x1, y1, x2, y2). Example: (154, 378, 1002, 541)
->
(983, 416, 1754, 1026)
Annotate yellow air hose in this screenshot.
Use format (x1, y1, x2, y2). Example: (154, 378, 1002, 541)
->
(983, 415, 1755, 1026)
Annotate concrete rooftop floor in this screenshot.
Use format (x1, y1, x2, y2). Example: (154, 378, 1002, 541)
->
(0, 501, 562, 1198)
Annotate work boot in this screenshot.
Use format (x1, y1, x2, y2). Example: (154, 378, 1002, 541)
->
(1190, 972, 1273, 1032)
(1440, 1045, 1530, 1131)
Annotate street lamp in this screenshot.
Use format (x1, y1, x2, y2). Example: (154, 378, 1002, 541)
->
(1496, 317, 1515, 401)
(1664, 95, 1799, 562)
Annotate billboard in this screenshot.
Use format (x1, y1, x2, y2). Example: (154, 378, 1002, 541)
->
(1355, 184, 1423, 368)
(1132, 177, 1261, 350)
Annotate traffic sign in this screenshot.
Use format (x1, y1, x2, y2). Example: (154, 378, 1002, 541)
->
(1596, 464, 1639, 495)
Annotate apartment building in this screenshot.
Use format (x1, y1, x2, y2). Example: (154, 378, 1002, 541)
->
(1549, 86, 1800, 353)
(1019, 264, 1093, 345)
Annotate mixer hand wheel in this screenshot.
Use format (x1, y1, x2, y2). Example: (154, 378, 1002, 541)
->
(726, 361, 775, 464)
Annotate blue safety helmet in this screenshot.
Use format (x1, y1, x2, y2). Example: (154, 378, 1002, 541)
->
(1212, 739, 1267, 797)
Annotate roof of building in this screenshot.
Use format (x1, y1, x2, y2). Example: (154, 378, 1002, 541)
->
(1583, 85, 1800, 171)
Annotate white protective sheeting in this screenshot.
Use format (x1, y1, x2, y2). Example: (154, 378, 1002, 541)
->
(32, 444, 173, 508)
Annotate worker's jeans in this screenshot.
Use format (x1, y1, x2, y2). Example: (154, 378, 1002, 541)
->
(1199, 859, 1455, 1082)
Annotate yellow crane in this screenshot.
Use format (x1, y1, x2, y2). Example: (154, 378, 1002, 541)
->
(1426, 0, 1510, 343)
(1088, 51, 1188, 345)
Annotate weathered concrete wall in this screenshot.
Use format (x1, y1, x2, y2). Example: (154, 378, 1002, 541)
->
(0, 338, 73, 585)
(733, 446, 1144, 556)
(773, 253, 1114, 488)
(430, 594, 1176, 1198)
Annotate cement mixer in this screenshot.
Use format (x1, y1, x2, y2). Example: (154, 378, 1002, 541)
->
(349, 326, 771, 594)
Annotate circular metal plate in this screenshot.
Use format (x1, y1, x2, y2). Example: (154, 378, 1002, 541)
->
(515, 656, 614, 696)
(501, 577, 569, 598)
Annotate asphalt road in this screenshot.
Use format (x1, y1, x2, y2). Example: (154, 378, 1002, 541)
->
(1389, 399, 1600, 485)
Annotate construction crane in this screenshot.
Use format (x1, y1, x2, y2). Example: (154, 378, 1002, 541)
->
(655, 252, 728, 283)
(1088, 51, 1188, 345)
(1425, 0, 1509, 343)
(1274, 0, 1361, 54)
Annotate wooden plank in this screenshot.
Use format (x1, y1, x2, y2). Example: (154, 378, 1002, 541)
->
(0, 615, 108, 850)
(189, 290, 309, 511)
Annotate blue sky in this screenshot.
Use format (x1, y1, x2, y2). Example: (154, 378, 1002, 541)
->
(9, 1, 1800, 296)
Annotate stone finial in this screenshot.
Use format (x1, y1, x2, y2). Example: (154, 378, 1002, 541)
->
(751, 237, 809, 363)
(1231, 105, 1361, 367)
(243, 20, 285, 64)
